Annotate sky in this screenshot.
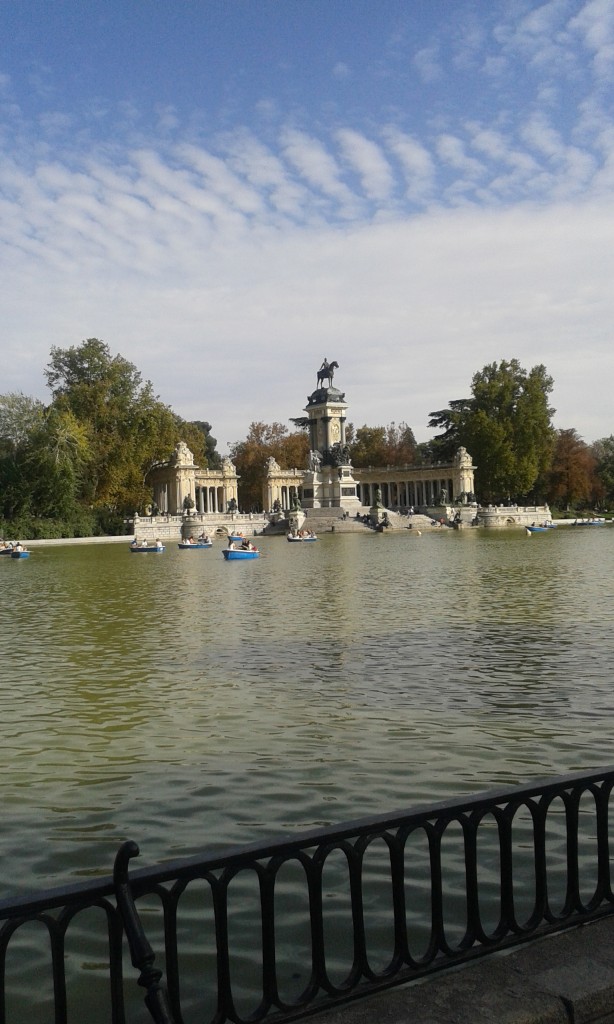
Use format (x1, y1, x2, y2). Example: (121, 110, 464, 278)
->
(2, 0, 614, 454)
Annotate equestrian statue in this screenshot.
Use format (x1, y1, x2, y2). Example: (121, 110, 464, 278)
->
(316, 358, 338, 388)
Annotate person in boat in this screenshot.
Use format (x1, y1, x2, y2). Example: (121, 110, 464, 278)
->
(140, 538, 148, 547)
(14, 542, 24, 552)
(241, 538, 255, 550)
(155, 538, 163, 548)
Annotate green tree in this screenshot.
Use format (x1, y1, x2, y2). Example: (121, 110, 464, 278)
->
(44, 339, 184, 513)
(546, 429, 602, 510)
(592, 436, 614, 508)
(188, 420, 221, 468)
(348, 421, 417, 467)
(429, 360, 555, 502)
(230, 422, 309, 511)
(0, 393, 46, 518)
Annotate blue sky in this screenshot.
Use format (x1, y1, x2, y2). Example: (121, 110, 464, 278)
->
(2, 0, 614, 453)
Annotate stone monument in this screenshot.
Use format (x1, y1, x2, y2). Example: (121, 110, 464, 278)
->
(292, 360, 361, 511)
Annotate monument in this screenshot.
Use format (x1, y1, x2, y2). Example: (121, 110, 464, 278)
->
(291, 360, 361, 511)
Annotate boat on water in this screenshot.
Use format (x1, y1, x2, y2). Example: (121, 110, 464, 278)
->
(526, 525, 549, 534)
(0, 547, 15, 556)
(287, 531, 318, 542)
(178, 540, 213, 549)
(573, 518, 606, 526)
(11, 549, 30, 558)
(223, 547, 259, 560)
(130, 542, 165, 553)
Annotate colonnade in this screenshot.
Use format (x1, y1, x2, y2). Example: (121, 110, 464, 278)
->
(355, 475, 455, 509)
(195, 484, 226, 514)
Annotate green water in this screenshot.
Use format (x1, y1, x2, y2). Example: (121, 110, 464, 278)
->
(3, 527, 614, 1020)
(2, 527, 614, 894)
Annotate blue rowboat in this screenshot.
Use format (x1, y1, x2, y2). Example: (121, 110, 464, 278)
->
(178, 541, 212, 549)
(130, 544, 165, 553)
(525, 525, 549, 534)
(223, 548, 259, 560)
(11, 550, 30, 558)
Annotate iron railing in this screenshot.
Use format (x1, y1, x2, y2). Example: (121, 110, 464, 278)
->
(2, 765, 614, 1024)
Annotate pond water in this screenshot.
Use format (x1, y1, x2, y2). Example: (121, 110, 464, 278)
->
(2, 525, 614, 897)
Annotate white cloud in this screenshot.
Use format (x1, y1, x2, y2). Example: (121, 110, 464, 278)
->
(436, 134, 486, 180)
(335, 128, 394, 201)
(280, 128, 360, 216)
(569, 0, 614, 81)
(382, 127, 435, 203)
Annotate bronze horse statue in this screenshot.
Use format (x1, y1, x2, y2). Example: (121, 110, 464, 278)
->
(316, 360, 338, 387)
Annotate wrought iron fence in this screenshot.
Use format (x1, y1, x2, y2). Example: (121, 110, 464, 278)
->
(2, 765, 614, 1024)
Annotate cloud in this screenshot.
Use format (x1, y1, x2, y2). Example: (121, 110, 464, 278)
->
(335, 128, 394, 201)
(280, 128, 360, 216)
(382, 127, 435, 204)
(569, 0, 614, 81)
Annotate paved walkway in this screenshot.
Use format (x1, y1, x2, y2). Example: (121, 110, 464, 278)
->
(321, 917, 614, 1024)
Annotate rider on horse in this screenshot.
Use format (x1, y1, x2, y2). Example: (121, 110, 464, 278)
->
(317, 358, 337, 387)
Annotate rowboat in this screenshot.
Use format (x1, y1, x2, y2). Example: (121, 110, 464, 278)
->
(526, 525, 548, 534)
(573, 518, 605, 526)
(0, 547, 14, 555)
(178, 541, 212, 549)
(130, 544, 165, 553)
(11, 550, 30, 558)
(223, 547, 259, 560)
(287, 532, 318, 542)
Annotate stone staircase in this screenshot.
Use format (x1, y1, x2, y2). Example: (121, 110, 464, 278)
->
(302, 507, 438, 533)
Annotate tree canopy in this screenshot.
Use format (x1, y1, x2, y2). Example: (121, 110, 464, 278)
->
(429, 360, 556, 502)
(0, 339, 220, 533)
(546, 429, 602, 509)
(229, 422, 310, 511)
(347, 422, 417, 468)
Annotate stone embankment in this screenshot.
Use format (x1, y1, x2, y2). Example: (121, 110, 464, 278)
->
(300, 508, 443, 534)
(322, 916, 614, 1024)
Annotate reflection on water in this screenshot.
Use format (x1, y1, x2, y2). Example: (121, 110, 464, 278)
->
(1, 527, 614, 894)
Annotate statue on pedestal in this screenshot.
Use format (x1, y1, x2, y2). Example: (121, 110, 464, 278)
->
(307, 450, 322, 472)
(316, 358, 339, 388)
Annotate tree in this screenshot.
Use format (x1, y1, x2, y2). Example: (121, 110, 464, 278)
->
(546, 429, 602, 509)
(0, 393, 46, 518)
(44, 339, 185, 513)
(429, 360, 556, 502)
(230, 422, 309, 511)
(188, 420, 221, 468)
(27, 407, 92, 519)
(426, 400, 473, 463)
(592, 436, 614, 508)
(348, 422, 417, 467)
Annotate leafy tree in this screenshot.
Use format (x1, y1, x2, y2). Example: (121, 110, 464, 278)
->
(0, 393, 46, 518)
(188, 420, 221, 468)
(426, 400, 473, 463)
(44, 339, 186, 513)
(592, 436, 614, 508)
(27, 407, 92, 519)
(230, 422, 309, 511)
(546, 429, 602, 509)
(429, 360, 556, 502)
(348, 421, 417, 467)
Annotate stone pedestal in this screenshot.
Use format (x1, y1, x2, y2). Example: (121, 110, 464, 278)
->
(288, 508, 306, 534)
(300, 466, 360, 510)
